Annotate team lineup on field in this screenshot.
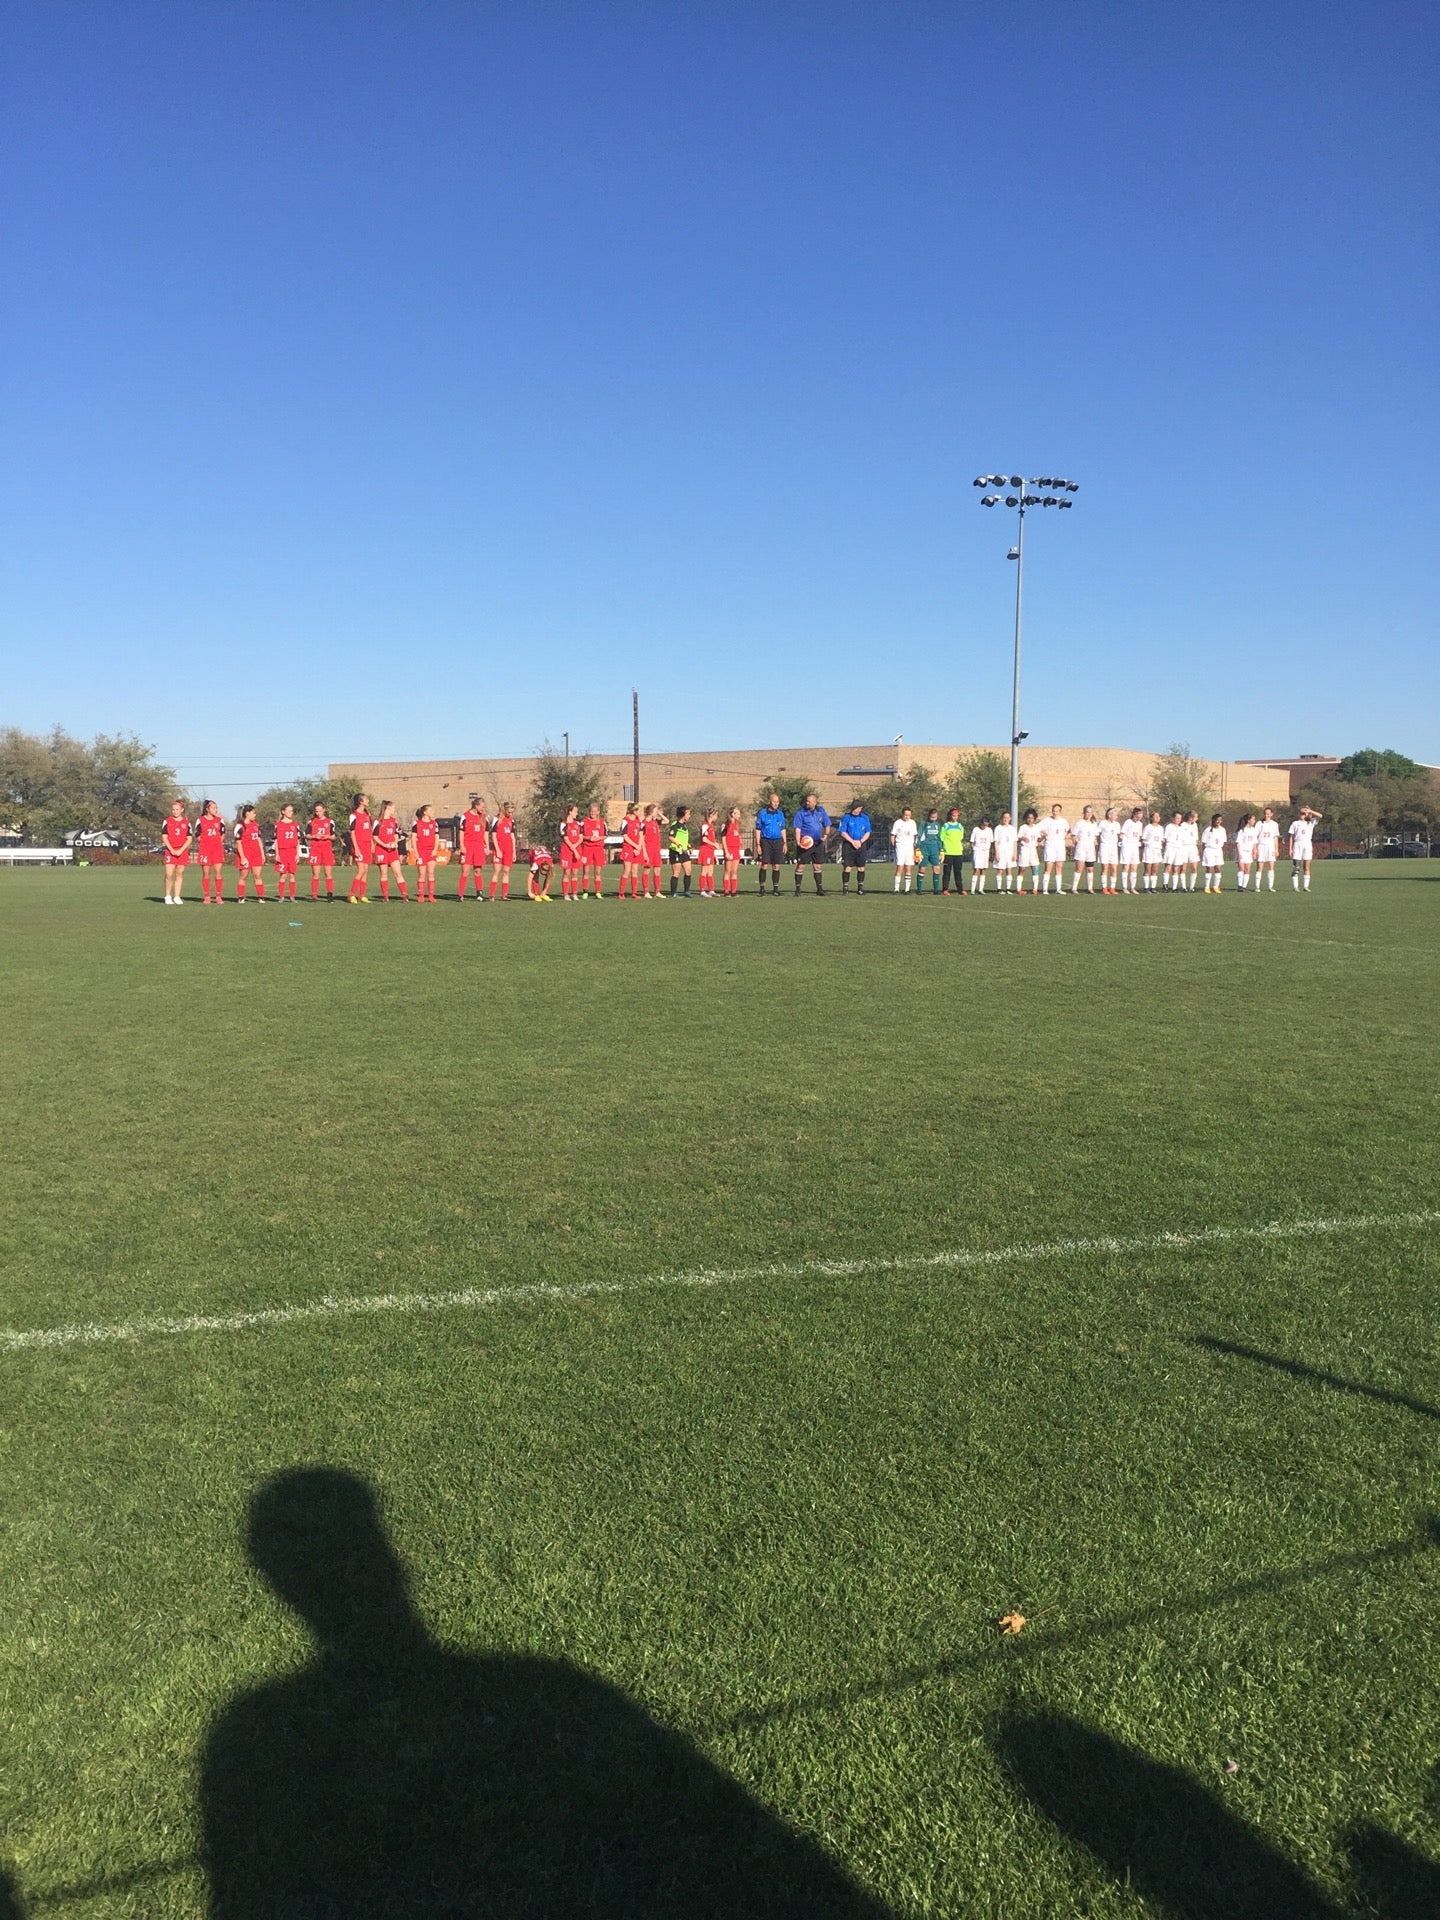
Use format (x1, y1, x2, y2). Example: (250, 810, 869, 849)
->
(156, 790, 1327, 905)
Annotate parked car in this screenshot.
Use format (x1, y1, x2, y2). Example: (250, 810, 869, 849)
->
(1376, 839, 1430, 859)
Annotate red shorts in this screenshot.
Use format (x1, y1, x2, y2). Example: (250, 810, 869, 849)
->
(310, 847, 334, 866)
(559, 848, 580, 867)
(274, 858, 297, 875)
(461, 841, 486, 866)
(351, 842, 374, 863)
(493, 838, 516, 865)
(164, 850, 190, 866)
(376, 848, 400, 866)
(582, 845, 605, 864)
(622, 843, 643, 863)
(698, 850, 716, 865)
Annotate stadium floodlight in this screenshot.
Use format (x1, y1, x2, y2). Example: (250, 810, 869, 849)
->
(975, 468, 1082, 822)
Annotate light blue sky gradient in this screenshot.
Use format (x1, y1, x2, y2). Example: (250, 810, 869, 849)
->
(2, 1, 1435, 798)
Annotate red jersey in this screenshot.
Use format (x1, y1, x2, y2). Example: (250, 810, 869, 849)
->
(698, 822, 718, 859)
(350, 808, 373, 855)
(621, 817, 643, 858)
(237, 822, 264, 864)
(460, 809, 487, 857)
(642, 819, 662, 862)
(722, 822, 743, 859)
(561, 820, 584, 858)
(413, 818, 439, 860)
(274, 819, 300, 862)
(308, 815, 333, 849)
(375, 815, 400, 854)
(196, 814, 226, 861)
(162, 816, 191, 856)
(581, 813, 606, 847)
(493, 811, 516, 849)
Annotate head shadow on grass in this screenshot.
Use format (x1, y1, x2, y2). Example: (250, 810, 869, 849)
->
(200, 1465, 894, 1920)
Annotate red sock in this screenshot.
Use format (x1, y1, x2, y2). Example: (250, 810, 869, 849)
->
(380, 877, 390, 899)
(326, 876, 333, 895)
(398, 879, 408, 900)
(500, 878, 509, 898)
(255, 882, 265, 899)
(311, 873, 319, 899)
(457, 872, 467, 898)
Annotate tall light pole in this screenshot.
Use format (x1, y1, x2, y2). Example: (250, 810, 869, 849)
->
(974, 474, 1079, 822)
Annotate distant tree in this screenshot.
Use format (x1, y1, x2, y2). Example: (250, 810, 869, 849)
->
(853, 763, 944, 843)
(1336, 747, 1424, 783)
(0, 725, 180, 844)
(658, 781, 741, 825)
(753, 774, 815, 820)
(1373, 771, 1439, 838)
(1292, 777, 1377, 843)
(1145, 743, 1215, 820)
(945, 749, 1036, 824)
(251, 775, 362, 830)
(526, 744, 607, 848)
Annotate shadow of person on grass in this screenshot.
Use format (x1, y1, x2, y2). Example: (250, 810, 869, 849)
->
(0, 1862, 24, 1919)
(201, 1467, 892, 1920)
(1345, 1776, 1440, 1920)
(993, 1708, 1340, 1919)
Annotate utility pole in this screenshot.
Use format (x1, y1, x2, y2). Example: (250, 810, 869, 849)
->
(632, 691, 641, 806)
(563, 731, 570, 764)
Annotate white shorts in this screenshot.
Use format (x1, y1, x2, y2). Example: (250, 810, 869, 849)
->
(1203, 857, 1223, 870)
(994, 855, 1016, 870)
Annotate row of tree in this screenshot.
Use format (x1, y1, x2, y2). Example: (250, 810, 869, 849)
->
(3, 726, 1433, 853)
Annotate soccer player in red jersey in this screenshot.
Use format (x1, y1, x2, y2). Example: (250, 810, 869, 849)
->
(457, 799, 488, 901)
(580, 804, 607, 898)
(527, 845, 554, 901)
(696, 810, 719, 897)
(308, 804, 335, 900)
(412, 806, 439, 902)
(273, 805, 301, 901)
(161, 801, 192, 905)
(348, 793, 374, 904)
(721, 807, 744, 897)
(234, 805, 267, 902)
(558, 806, 583, 902)
(489, 802, 517, 900)
(373, 802, 408, 901)
(196, 799, 226, 903)
(641, 805, 664, 898)
(618, 807, 644, 897)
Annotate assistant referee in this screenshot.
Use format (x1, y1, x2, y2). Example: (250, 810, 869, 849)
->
(753, 792, 787, 896)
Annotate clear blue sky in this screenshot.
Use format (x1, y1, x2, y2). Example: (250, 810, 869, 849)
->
(3, 0, 1436, 798)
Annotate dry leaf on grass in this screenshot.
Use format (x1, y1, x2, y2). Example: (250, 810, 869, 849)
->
(998, 1611, 1027, 1635)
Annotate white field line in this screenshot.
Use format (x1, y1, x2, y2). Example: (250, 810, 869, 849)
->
(4, 1210, 1438, 1355)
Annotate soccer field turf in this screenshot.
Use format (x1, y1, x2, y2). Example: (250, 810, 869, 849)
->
(2, 864, 1439, 1917)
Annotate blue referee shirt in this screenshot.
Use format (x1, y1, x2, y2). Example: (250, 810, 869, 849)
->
(793, 806, 830, 844)
(755, 806, 787, 839)
(840, 809, 871, 844)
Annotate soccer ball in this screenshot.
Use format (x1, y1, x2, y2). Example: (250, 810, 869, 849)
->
(798, 834, 814, 850)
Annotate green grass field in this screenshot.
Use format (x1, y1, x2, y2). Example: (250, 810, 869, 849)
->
(2, 862, 1439, 1918)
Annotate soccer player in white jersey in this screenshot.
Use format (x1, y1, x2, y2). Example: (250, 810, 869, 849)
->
(1069, 806, 1100, 893)
(1234, 814, 1258, 889)
(1161, 812, 1185, 890)
(992, 811, 1018, 892)
(890, 807, 919, 891)
(1140, 811, 1165, 890)
(1040, 804, 1070, 894)
(1096, 808, 1122, 894)
(1254, 808, 1282, 891)
(1119, 807, 1144, 893)
(1200, 813, 1227, 893)
(1288, 804, 1322, 890)
(1016, 809, 1042, 894)
(1181, 811, 1202, 891)
(969, 817, 994, 893)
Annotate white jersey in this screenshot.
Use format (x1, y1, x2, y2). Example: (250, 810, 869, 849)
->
(1235, 824, 1258, 864)
(1183, 822, 1201, 860)
(1201, 825, 1227, 865)
(1016, 823, 1042, 865)
(1141, 821, 1165, 860)
(1041, 816, 1070, 861)
(891, 818, 918, 863)
(992, 823, 1018, 866)
(970, 825, 994, 866)
(1120, 818, 1144, 861)
(1255, 819, 1281, 860)
(1162, 823, 1184, 861)
(1288, 817, 1315, 859)
(1072, 817, 1100, 861)
(1096, 819, 1121, 862)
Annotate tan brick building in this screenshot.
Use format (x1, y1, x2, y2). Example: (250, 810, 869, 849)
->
(330, 744, 1292, 824)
